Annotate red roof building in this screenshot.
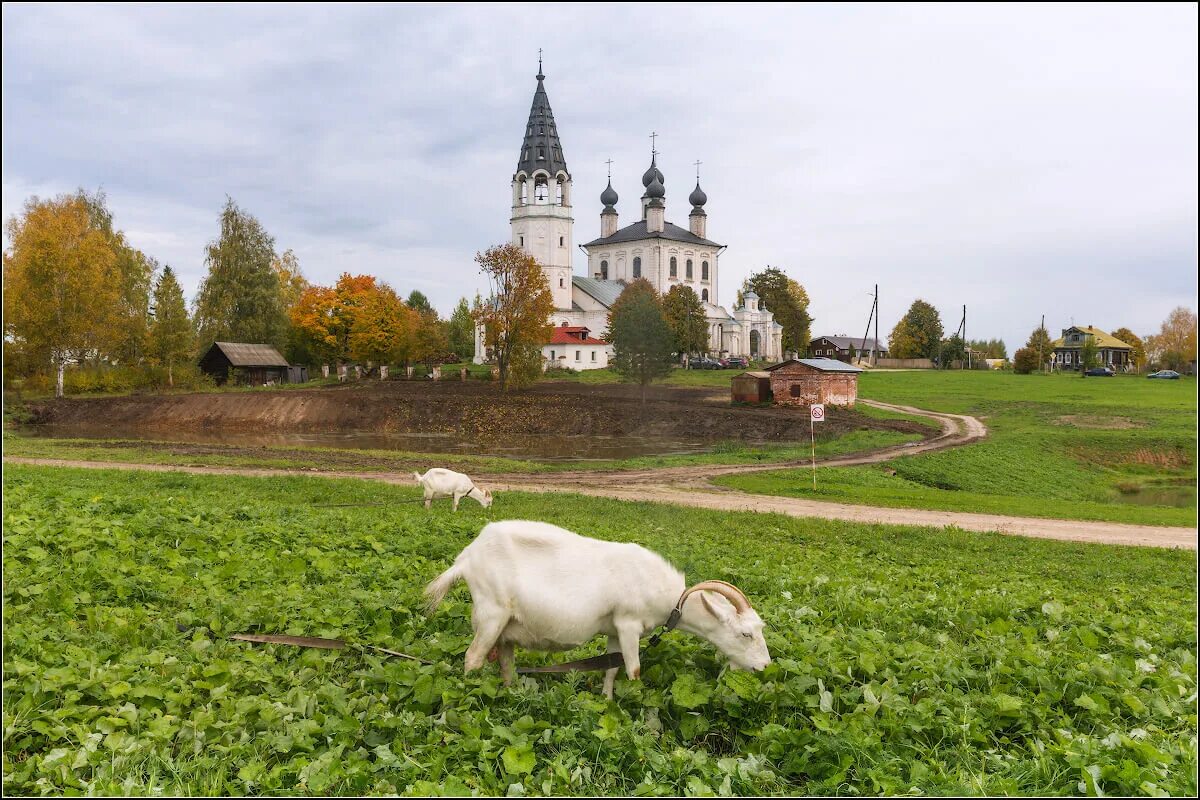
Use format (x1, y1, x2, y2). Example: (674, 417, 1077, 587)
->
(547, 325, 607, 346)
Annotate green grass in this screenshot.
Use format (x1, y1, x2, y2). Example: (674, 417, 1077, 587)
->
(3, 465, 1195, 796)
(717, 371, 1198, 527)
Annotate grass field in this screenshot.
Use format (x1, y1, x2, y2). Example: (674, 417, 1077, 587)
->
(4, 465, 1196, 796)
(716, 371, 1198, 527)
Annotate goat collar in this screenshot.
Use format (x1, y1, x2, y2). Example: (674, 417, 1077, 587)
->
(653, 580, 752, 644)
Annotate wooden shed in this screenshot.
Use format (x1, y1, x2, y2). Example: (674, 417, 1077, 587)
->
(764, 358, 863, 407)
(731, 371, 772, 404)
(199, 342, 291, 386)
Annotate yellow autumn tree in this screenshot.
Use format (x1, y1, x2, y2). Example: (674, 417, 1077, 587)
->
(3, 194, 123, 396)
(473, 243, 554, 391)
(349, 282, 416, 368)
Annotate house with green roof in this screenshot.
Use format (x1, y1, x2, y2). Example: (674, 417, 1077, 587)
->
(1051, 325, 1135, 371)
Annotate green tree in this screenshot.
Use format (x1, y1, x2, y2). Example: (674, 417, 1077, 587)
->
(273, 249, 312, 364)
(939, 335, 967, 369)
(1109, 327, 1145, 371)
(473, 243, 554, 391)
(889, 300, 944, 360)
(148, 265, 193, 387)
(1024, 325, 1053, 371)
(194, 197, 287, 353)
(2, 193, 122, 396)
(745, 267, 813, 354)
(662, 284, 708, 356)
(1078, 334, 1099, 374)
(446, 297, 476, 360)
(406, 290, 434, 315)
(1012, 347, 1038, 374)
(607, 279, 675, 402)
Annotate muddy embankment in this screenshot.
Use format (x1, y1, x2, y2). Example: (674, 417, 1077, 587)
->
(23, 380, 927, 446)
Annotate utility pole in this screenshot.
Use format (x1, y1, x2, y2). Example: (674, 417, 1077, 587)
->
(964, 305, 969, 369)
(859, 284, 878, 366)
(1039, 313, 1045, 373)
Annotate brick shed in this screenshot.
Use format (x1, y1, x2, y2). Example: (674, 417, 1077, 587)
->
(731, 371, 772, 404)
(764, 358, 863, 407)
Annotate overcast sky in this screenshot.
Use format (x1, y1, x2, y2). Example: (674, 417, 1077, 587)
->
(3, 3, 1196, 350)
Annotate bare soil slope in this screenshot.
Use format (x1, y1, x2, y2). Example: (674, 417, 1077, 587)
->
(25, 380, 925, 445)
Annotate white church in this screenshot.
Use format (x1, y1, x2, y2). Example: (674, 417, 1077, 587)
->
(475, 63, 782, 371)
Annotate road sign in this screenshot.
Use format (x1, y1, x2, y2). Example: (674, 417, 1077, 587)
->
(810, 403, 825, 423)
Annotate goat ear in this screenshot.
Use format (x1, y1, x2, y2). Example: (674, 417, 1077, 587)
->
(700, 592, 731, 623)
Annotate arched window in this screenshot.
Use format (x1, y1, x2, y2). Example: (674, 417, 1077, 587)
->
(670, 256, 677, 278)
(686, 259, 693, 279)
(633, 257, 642, 279)
(702, 289, 709, 302)
(520, 181, 528, 205)
(555, 183, 563, 205)
(702, 261, 709, 281)
(600, 260, 608, 280)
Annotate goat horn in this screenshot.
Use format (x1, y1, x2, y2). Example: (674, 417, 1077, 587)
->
(681, 580, 751, 614)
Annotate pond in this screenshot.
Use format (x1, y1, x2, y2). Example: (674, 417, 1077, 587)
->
(1112, 484, 1196, 508)
(18, 424, 722, 461)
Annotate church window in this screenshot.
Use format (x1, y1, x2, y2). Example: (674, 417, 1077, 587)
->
(537, 146, 545, 159)
(670, 257, 677, 278)
(633, 257, 641, 279)
(556, 184, 563, 205)
(559, 236, 564, 246)
(520, 235, 524, 246)
(559, 278, 564, 287)
(686, 259, 693, 279)
(576, 351, 581, 361)
(702, 261, 709, 281)
(600, 260, 608, 279)
(702, 289, 709, 302)
(591, 351, 596, 362)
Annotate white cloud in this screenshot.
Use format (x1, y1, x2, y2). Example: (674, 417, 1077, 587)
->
(3, 2, 1195, 349)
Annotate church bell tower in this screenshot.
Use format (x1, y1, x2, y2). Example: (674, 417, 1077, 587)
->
(510, 55, 574, 311)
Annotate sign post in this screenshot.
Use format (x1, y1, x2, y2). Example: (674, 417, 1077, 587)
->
(809, 403, 825, 489)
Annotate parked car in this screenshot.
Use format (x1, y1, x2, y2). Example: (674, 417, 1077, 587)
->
(1083, 367, 1114, 377)
(689, 356, 723, 370)
(724, 356, 749, 369)
(1147, 370, 1181, 379)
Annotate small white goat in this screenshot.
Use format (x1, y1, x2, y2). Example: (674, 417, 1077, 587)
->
(424, 520, 770, 698)
(413, 468, 493, 511)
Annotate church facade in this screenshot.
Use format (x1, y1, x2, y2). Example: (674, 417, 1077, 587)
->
(475, 65, 782, 369)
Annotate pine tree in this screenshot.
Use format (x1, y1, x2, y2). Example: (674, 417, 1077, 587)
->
(194, 197, 287, 353)
(148, 265, 193, 387)
(607, 279, 675, 402)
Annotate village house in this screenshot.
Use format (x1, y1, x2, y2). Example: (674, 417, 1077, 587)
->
(808, 335, 888, 363)
(199, 342, 295, 386)
(764, 357, 863, 407)
(545, 325, 609, 370)
(1051, 325, 1135, 371)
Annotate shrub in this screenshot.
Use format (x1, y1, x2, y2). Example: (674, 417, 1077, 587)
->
(1012, 347, 1038, 374)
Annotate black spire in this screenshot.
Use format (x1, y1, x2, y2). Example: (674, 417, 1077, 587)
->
(515, 56, 568, 178)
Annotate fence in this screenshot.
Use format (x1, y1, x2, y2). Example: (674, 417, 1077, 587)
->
(869, 358, 935, 369)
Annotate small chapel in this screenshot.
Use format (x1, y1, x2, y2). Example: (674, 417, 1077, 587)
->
(475, 62, 782, 371)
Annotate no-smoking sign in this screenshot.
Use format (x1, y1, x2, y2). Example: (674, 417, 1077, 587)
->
(810, 403, 825, 422)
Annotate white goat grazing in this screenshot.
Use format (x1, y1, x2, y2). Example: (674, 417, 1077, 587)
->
(424, 520, 771, 698)
(413, 468, 493, 511)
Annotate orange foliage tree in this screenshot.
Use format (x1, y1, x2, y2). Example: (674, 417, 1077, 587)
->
(290, 273, 416, 370)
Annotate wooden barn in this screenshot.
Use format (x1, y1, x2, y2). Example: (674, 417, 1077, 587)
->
(764, 358, 863, 407)
(199, 342, 291, 386)
(731, 371, 772, 404)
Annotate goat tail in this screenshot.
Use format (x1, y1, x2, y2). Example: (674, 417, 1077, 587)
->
(423, 563, 463, 615)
